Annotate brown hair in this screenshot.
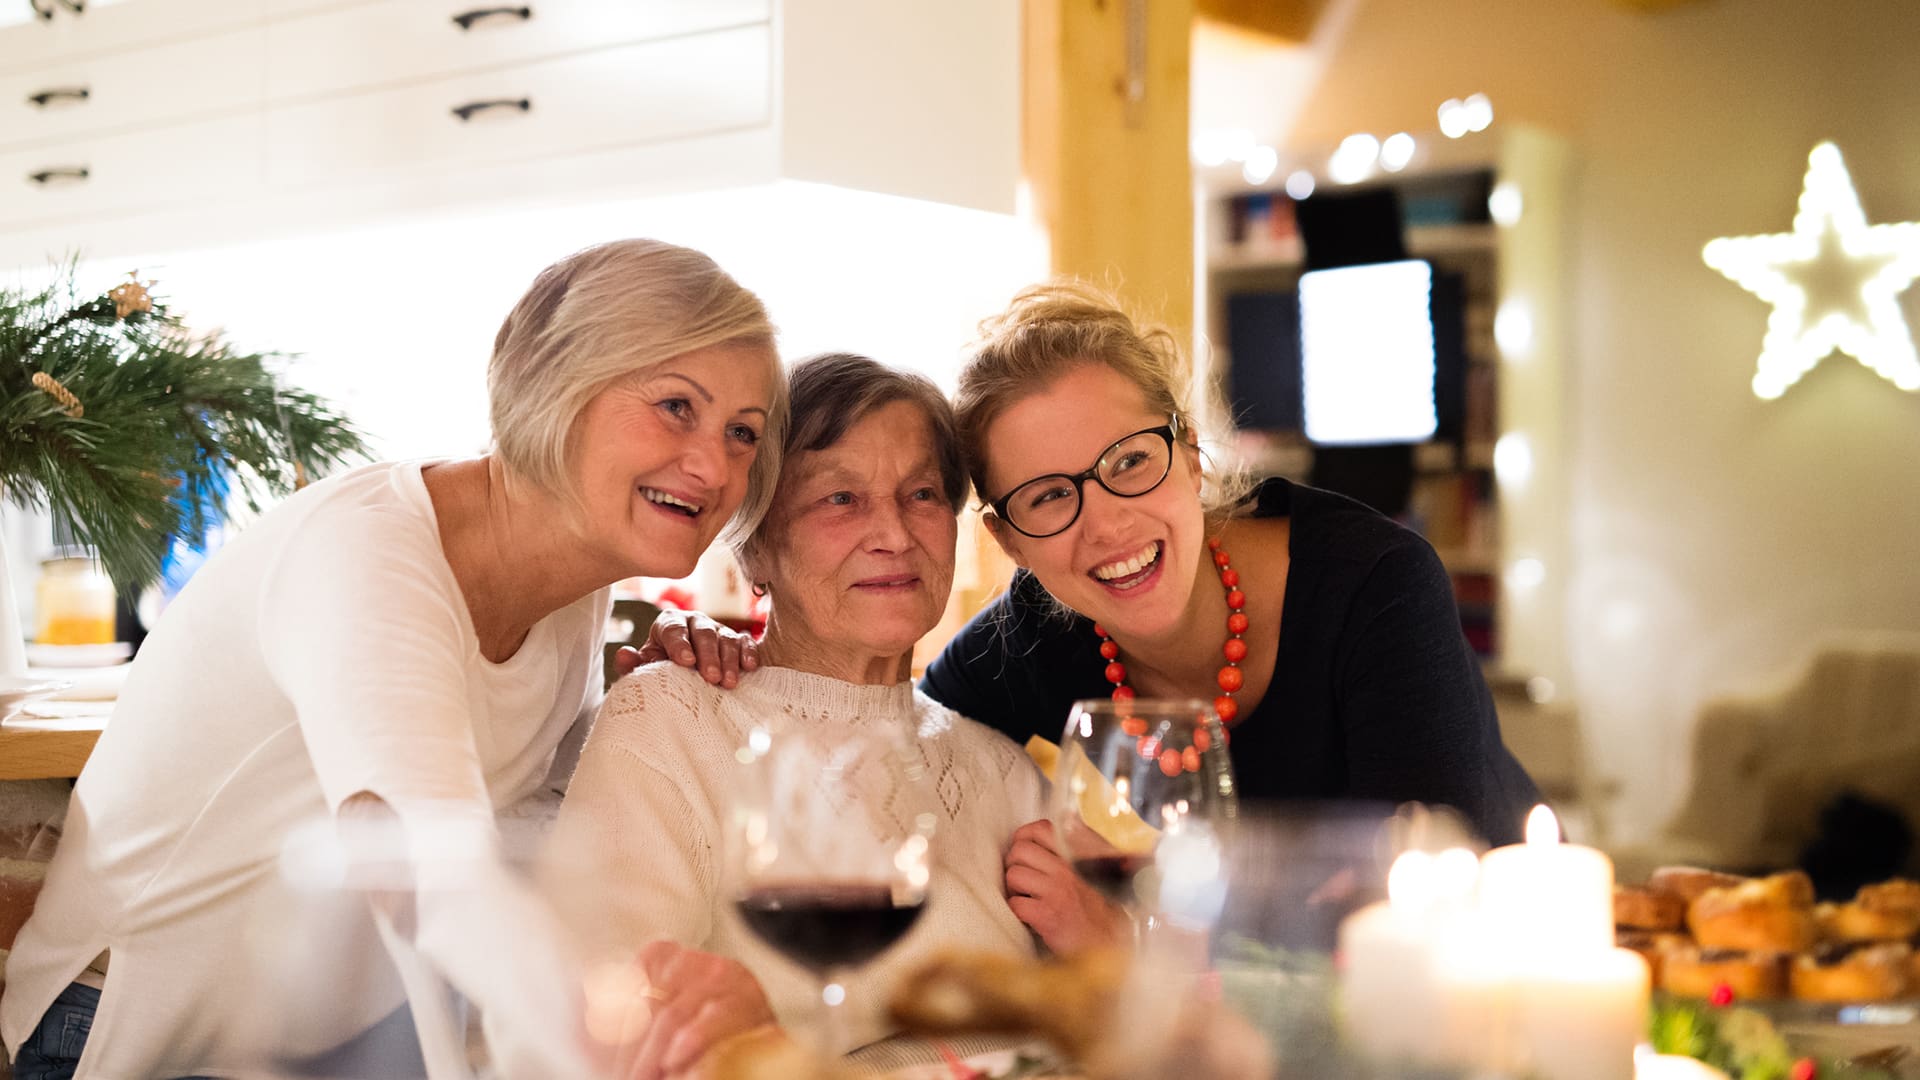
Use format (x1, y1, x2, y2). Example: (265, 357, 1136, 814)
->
(733, 352, 966, 569)
(488, 238, 785, 546)
(955, 280, 1249, 514)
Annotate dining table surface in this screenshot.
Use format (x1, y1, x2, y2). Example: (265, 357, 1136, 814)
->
(0, 707, 107, 780)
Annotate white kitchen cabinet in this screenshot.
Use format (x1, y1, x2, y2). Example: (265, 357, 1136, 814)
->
(0, 24, 265, 151)
(0, 109, 263, 232)
(0, 0, 1019, 269)
(266, 26, 769, 189)
(0, 0, 268, 72)
(263, 0, 770, 103)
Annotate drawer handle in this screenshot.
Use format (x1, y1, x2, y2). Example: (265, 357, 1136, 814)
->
(451, 6, 531, 31)
(28, 0, 85, 19)
(27, 87, 91, 109)
(28, 167, 91, 186)
(450, 97, 530, 122)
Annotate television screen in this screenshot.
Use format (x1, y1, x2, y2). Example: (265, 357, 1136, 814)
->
(1298, 259, 1438, 445)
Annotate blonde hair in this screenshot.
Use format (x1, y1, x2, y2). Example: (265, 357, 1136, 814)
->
(488, 238, 785, 546)
(955, 280, 1250, 516)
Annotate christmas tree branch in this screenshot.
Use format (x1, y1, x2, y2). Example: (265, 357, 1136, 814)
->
(1, 266, 370, 587)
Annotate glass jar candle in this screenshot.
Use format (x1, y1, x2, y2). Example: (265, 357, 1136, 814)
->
(36, 554, 117, 645)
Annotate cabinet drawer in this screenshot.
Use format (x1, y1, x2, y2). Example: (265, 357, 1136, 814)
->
(0, 26, 265, 152)
(264, 25, 769, 188)
(0, 0, 269, 75)
(264, 0, 770, 103)
(0, 111, 263, 231)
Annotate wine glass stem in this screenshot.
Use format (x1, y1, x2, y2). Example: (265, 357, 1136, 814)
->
(816, 969, 846, 1070)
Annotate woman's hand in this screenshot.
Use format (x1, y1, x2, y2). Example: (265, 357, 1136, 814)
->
(1003, 820, 1129, 956)
(621, 610, 758, 687)
(604, 941, 779, 1080)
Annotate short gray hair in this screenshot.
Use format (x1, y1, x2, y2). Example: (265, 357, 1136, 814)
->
(734, 352, 965, 571)
(488, 239, 784, 545)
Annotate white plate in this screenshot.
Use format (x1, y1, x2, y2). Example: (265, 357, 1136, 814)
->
(0, 675, 75, 716)
(26, 642, 132, 668)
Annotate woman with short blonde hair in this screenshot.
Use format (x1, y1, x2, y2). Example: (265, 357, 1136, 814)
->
(3, 238, 786, 1079)
(491, 239, 785, 540)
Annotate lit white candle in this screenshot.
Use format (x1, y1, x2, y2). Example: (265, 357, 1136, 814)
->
(1337, 848, 1479, 1066)
(1478, 805, 1615, 957)
(1338, 852, 1440, 1062)
(1634, 1046, 1732, 1080)
(1473, 806, 1650, 1080)
(1503, 947, 1651, 1080)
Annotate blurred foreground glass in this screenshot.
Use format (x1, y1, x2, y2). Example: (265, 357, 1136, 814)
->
(246, 812, 474, 1080)
(1205, 802, 1485, 1080)
(245, 794, 600, 1080)
(1049, 698, 1237, 936)
(725, 715, 935, 1063)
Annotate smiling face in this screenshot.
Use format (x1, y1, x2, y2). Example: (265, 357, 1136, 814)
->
(572, 342, 777, 579)
(753, 400, 959, 675)
(981, 363, 1206, 642)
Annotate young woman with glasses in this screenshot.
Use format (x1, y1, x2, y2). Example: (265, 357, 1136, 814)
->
(643, 281, 1539, 954)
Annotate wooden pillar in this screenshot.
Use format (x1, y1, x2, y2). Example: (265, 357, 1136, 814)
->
(1023, 0, 1195, 337)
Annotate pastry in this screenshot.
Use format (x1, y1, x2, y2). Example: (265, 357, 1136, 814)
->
(1616, 930, 1689, 983)
(1789, 943, 1911, 1002)
(1660, 946, 1786, 1000)
(1648, 866, 1747, 904)
(1856, 878, 1920, 918)
(1688, 872, 1817, 953)
(889, 947, 1130, 1059)
(889, 947, 1273, 1080)
(1614, 885, 1687, 931)
(1815, 900, 1920, 944)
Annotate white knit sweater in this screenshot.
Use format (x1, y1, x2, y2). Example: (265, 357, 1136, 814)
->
(547, 663, 1046, 1053)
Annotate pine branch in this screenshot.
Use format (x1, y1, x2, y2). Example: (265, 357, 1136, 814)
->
(0, 266, 372, 587)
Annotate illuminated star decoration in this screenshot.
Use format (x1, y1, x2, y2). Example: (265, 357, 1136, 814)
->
(1702, 141, 1920, 399)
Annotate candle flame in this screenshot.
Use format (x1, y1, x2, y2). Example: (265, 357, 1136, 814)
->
(1387, 849, 1435, 908)
(1525, 804, 1560, 847)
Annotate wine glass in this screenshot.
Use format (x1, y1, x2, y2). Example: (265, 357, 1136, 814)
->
(1049, 697, 1238, 938)
(724, 714, 935, 1061)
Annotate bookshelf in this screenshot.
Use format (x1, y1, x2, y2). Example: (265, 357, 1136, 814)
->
(1195, 127, 1573, 681)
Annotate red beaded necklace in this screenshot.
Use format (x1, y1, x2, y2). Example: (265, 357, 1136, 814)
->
(1094, 536, 1246, 773)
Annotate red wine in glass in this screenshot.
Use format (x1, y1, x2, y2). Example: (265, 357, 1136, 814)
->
(1070, 853, 1155, 905)
(736, 882, 925, 974)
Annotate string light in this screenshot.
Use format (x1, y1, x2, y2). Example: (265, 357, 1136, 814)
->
(1702, 141, 1920, 399)
(1329, 133, 1381, 185)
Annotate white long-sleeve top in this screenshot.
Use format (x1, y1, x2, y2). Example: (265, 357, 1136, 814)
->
(547, 663, 1045, 1054)
(0, 460, 606, 1079)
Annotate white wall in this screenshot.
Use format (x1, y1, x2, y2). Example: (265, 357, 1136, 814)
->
(1223, 0, 1920, 841)
(86, 181, 1041, 458)
(3, 181, 1041, 625)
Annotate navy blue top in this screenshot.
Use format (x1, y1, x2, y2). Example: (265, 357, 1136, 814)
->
(920, 478, 1540, 846)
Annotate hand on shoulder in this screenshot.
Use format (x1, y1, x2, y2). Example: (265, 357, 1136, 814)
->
(630, 609, 759, 688)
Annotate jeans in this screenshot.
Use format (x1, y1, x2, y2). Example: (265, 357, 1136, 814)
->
(10, 982, 421, 1080)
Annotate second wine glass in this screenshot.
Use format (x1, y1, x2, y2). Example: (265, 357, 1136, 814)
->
(1050, 697, 1237, 934)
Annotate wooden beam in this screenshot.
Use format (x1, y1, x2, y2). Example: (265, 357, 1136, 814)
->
(1193, 0, 1328, 44)
(1023, 0, 1195, 338)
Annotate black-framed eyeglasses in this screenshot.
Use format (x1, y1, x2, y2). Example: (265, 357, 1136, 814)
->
(987, 421, 1179, 539)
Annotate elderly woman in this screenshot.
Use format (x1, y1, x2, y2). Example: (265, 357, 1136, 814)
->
(2, 239, 784, 1080)
(549, 353, 1044, 1067)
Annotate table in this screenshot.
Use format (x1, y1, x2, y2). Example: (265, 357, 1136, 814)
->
(0, 712, 106, 780)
